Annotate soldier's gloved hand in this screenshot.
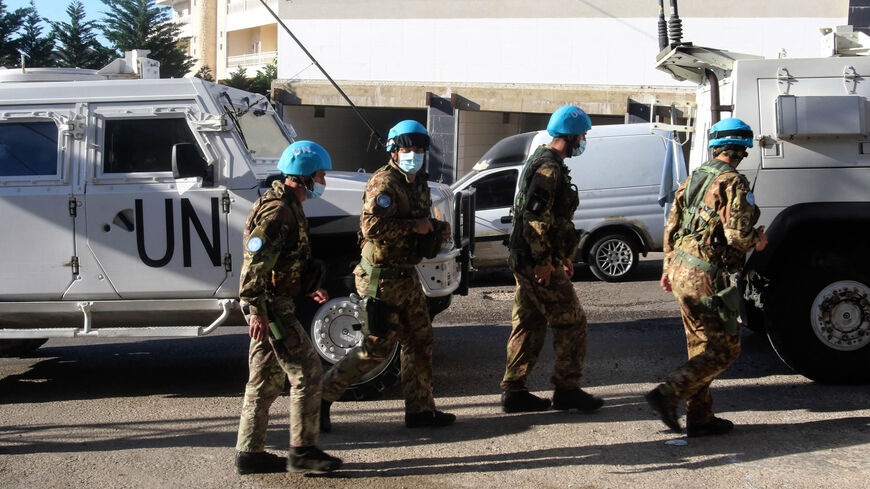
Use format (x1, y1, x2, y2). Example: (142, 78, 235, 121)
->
(660, 272, 672, 293)
(755, 226, 768, 251)
(414, 218, 435, 235)
(310, 288, 329, 304)
(248, 314, 269, 342)
(560, 257, 574, 277)
(534, 263, 555, 287)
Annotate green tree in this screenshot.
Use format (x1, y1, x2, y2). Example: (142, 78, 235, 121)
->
(0, 0, 27, 67)
(221, 65, 250, 91)
(17, 0, 55, 67)
(248, 60, 277, 95)
(50, 0, 113, 69)
(100, 0, 193, 78)
(193, 64, 213, 82)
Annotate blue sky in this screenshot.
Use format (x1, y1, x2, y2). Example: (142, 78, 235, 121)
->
(5, 0, 118, 24)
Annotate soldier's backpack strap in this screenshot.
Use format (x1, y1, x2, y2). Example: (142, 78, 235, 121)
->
(676, 160, 735, 243)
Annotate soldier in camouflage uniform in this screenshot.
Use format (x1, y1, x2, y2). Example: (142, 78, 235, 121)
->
(501, 105, 604, 414)
(235, 141, 341, 474)
(646, 118, 768, 437)
(320, 120, 456, 430)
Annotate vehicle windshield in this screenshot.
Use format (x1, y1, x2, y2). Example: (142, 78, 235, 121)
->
(451, 169, 480, 191)
(237, 109, 293, 158)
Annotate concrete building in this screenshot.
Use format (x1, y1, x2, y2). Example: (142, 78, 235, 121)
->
(159, 0, 849, 182)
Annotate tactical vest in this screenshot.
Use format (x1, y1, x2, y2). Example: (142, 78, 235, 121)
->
(360, 164, 432, 267)
(673, 158, 735, 251)
(509, 145, 580, 261)
(247, 182, 311, 297)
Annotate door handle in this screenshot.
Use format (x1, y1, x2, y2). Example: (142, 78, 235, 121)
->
(500, 215, 512, 224)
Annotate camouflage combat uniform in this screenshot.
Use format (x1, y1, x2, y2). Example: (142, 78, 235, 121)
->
(660, 158, 762, 425)
(236, 180, 323, 451)
(501, 145, 588, 392)
(321, 163, 438, 414)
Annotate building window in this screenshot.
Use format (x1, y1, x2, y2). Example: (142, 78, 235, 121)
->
(103, 118, 196, 173)
(0, 121, 58, 176)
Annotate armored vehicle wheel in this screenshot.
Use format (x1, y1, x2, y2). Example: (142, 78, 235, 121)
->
(0, 338, 47, 357)
(766, 250, 870, 384)
(587, 233, 639, 282)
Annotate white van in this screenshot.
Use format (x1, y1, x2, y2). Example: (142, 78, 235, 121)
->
(451, 123, 674, 281)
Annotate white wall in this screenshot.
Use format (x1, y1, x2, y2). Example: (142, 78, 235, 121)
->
(277, 17, 847, 87)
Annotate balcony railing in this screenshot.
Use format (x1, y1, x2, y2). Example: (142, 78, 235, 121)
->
(227, 0, 278, 15)
(227, 51, 277, 70)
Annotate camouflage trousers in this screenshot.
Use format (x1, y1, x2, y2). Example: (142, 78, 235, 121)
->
(661, 263, 741, 424)
(236, 296, 323, 451)
(322, 269, 436, 414)
(501, 262, 588, 392)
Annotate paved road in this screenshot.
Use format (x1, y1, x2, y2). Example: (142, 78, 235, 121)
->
(1, 255, 868, 488)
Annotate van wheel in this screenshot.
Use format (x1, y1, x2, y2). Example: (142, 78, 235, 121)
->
(0, 338, 47, 357)
(296, 287, 401, 402)
(587, 233, 638, 282)
(766, 248, 870, 384)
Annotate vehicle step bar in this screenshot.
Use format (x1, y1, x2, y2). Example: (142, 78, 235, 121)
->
(0, 298, 237, 339)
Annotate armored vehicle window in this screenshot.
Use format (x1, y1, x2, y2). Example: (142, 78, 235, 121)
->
(103, 118, 195, 173)
(473, 170, 518, 210)
(0, 121, 58, 176)
(237, 110, 292, 158)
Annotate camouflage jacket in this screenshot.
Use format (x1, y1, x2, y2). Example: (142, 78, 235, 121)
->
(239, 180, 311, 315)
(359, 162, 432, 268)
(663, 158, 762, 273)
(509, 145, 580, 267)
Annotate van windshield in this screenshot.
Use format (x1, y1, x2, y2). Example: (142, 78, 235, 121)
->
(451, 169, 479, 190)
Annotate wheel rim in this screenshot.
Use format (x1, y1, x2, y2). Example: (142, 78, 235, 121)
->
(594, 238, 634, 277)
(810, 280, 870, 352)
(311, 297, 398, 384)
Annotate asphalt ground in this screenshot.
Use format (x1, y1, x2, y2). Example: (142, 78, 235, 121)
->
(1, 254, 868, 488)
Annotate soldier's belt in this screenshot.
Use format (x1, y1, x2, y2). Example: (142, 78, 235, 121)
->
(359, 258, 415, 279)
(672, 249, 721, 275)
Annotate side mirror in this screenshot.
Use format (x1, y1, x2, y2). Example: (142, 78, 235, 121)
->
(172, 143, 213, 187)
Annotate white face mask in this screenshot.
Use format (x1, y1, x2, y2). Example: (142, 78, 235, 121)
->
(397, 152, 424, 174)
(572, 140, 587, 157)
(305, 181, 325, 199)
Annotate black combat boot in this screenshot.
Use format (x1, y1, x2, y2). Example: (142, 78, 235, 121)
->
(235, 451, 287, 475)
(320, 400, 332, 433)
(645, 386, 682, 433)
(552, 388, 604, 412)
(405, 410, 456, 428)
(687, 416, 734, 437)
(288, 446, 342, 473)
(501, 390, 552, 413)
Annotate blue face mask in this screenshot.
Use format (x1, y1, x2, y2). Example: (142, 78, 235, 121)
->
(305, 181, 325, 200)
(397, 152, 424, 174)
(572, 140, 587, 157)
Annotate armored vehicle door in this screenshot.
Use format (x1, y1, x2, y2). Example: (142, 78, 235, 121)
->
(0, 107, 78, 299)
(82, 102, 230, 299)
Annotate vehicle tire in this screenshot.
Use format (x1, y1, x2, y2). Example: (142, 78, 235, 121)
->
(587, 233, 639, 282)
(765, 247, 870, 384)
(294, 267, 401, 402)
(0, 338, 47, 357)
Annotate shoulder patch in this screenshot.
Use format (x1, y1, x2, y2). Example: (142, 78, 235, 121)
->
(745, 191, 755, 206)
(246, 236, 263, 253)
(376, 194, 392, 208)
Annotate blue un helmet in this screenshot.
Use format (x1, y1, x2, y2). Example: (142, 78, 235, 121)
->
(708, 118, 754, 148)
(277, 140, 332, 176)
(386, 120, 430, 152)
(547, 105, 592, 137)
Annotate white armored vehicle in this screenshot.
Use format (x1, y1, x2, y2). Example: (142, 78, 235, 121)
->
(0, 51, 473, 399)
(655, 7, 870, 383)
